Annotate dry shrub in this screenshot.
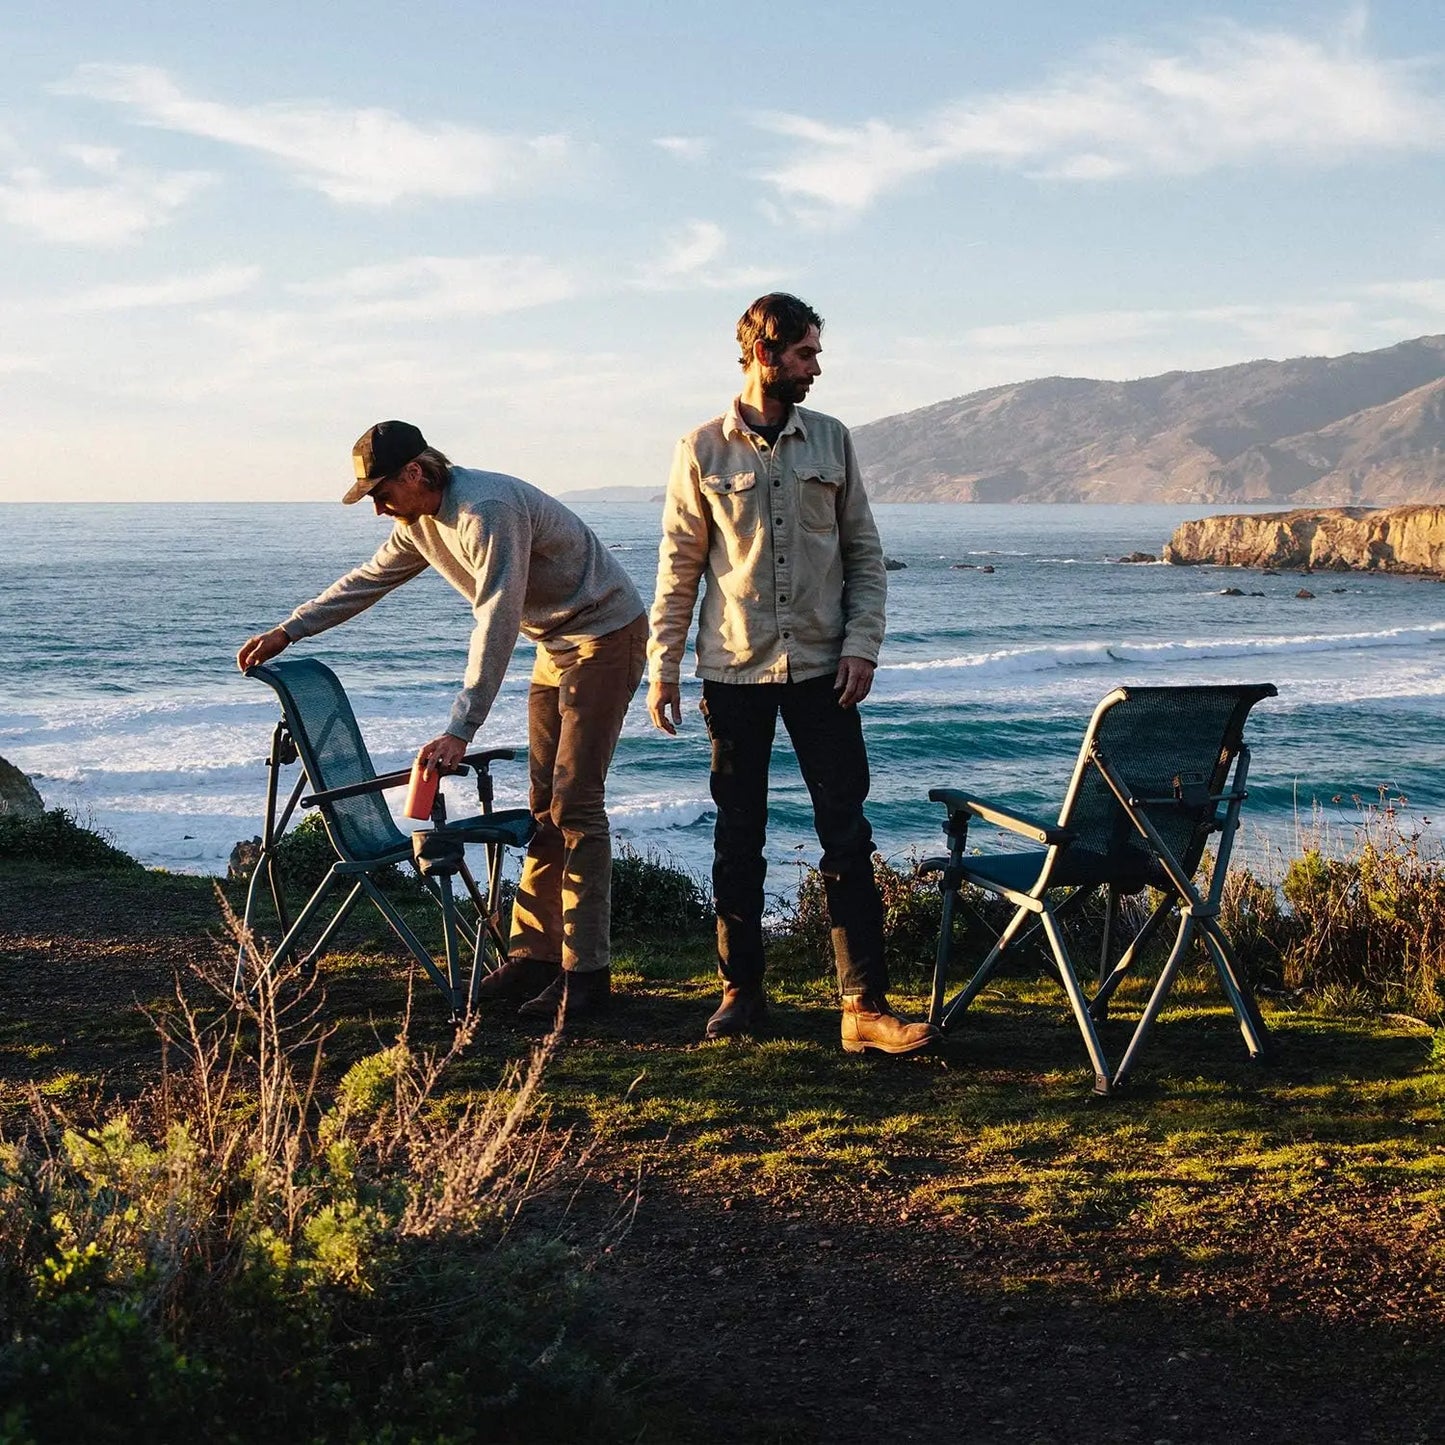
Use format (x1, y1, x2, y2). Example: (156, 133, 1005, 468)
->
(1274, 807, 1445, 1020)
(0, 902, 634, 1443)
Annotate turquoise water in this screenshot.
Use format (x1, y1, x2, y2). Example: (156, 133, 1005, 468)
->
(2, 502, 1442, 882)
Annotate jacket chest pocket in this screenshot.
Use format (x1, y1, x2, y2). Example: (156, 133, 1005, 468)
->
(796, 467, 843, 532)
(701, 472, 760, 536)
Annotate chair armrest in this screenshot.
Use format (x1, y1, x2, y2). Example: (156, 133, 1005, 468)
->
(303, 760, 469, 807)
(303, 750, 521, 808)
(928, 788, 1072, 847)
(461, 747, 519, 768)
(303, 768, 413, 806)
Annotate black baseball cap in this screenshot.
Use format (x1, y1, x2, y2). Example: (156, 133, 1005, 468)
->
(345, 420, 426, 504)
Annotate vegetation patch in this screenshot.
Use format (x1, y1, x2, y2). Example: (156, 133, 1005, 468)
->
(0, 958, 633, 1444)
(0, 810, 141, 872)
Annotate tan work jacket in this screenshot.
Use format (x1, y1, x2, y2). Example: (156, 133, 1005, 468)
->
(648, 400, 886, 685)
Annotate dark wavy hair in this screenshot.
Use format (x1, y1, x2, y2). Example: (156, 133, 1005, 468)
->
(736, 293, 823, 369)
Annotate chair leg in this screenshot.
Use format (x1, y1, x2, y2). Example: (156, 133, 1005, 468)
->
(940, 903, 1032, 1029)
(253, 870, 342, 993)
(928, 885, 959, 1025)
(235, 854, 272, 993)
(1199, 920, 1270, 1061)
(434, 871, 466, 1022)
(1112, 914, 1195, 1088)
(1038, 908, 1112, 1096)
(1099, 884, 1118, 987)
(1092, 896, 1174, 1020)
(356, 875, 457, 1006)
(297, 882, 366, 976)
(455, 858, 503, 988)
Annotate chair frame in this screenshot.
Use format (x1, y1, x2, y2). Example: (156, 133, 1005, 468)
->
(921, 683, 1276, 1094)
(236, 659, 535, 1021)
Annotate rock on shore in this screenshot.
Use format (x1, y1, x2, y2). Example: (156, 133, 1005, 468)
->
(1163, 505, 1445, 574)
(0, 757, 43, 816)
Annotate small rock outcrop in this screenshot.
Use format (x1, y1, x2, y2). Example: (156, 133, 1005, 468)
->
(883, 557, 907, 571)
(1118, 551, 1157, 563)
(228, 837, 263, 882)
(1163, 505, 1445, 574)
(0, 757, 43, 816)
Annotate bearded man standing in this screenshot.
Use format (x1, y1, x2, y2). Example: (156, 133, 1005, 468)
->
(646, 294, 938, 1055)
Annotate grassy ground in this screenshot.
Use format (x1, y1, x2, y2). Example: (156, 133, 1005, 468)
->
(0, 861, 1441, 1442)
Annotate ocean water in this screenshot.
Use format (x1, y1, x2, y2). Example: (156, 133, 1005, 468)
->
(3, 502, 1443, 891)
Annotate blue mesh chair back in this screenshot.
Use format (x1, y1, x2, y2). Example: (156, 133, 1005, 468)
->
(252, 659, 408, 862)
(1054, 684, 1274, 892)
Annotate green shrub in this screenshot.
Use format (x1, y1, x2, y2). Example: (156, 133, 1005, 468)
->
(271, 812, 416, 897)
(0, 809, 140, 872)
(783, 852, 955, 978)
(610, 843, 712, 940)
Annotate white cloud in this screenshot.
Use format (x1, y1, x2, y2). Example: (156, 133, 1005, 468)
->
(654, 135, 710, 162)
(757, 17, 1445, 217)
(960, 300, 1365, 353)
(55, 63, 571, 205)
(630, 220, 772, 291)
(1363, 279, 1445, 313)
(0, 144, 213, 245)
(58, 264, 261, 312)
(290, 254, 576, 320)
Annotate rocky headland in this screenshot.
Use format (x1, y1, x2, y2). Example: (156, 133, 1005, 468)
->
(1162, 504, 1445, 574)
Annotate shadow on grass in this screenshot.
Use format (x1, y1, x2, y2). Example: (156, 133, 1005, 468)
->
(594, 1177, 1445, 1445)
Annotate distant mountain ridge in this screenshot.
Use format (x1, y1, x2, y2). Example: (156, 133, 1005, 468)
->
(852, 335, 1445, 504)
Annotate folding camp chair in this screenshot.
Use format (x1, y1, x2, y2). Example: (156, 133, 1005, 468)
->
(236, 658, 535, 1021)
(919, 683, 1276, 1094)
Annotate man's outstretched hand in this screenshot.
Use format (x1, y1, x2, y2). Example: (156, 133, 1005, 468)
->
(648, 679, 682, 735)
(237, 627, 290, 671)
(834, 655, 876, 708)
(416, 733, 468, 777)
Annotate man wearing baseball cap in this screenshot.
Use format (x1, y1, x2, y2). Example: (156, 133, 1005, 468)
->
(237, 421, 647, 1022)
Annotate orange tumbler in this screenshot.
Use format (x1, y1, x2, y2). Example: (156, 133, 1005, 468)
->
(403, 758, 439, 820)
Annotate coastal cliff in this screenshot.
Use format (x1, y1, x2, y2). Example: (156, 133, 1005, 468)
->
(1163, 505, 1445, 574)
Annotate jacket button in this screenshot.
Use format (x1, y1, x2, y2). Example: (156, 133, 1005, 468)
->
(780, 595, 788, 603)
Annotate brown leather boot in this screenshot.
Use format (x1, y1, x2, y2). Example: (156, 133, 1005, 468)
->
(517, 965, 611, 1023)
(840, 994, 940, 1055)
(705, 984, 767, 1039)
(474, 956, 559, 1004)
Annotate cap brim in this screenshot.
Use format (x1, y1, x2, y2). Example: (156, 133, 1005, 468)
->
(342, 476, 381, 505)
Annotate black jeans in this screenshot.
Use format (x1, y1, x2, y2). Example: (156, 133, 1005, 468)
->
(701, 675, 886, 996)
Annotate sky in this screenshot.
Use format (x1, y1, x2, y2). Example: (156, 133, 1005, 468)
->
(5, 1, 1445, 502)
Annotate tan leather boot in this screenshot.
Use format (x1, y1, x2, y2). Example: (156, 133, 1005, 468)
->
(840, 994, 940, 1055)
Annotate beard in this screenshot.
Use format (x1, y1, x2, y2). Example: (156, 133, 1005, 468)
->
(761, 368, 811, 406)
